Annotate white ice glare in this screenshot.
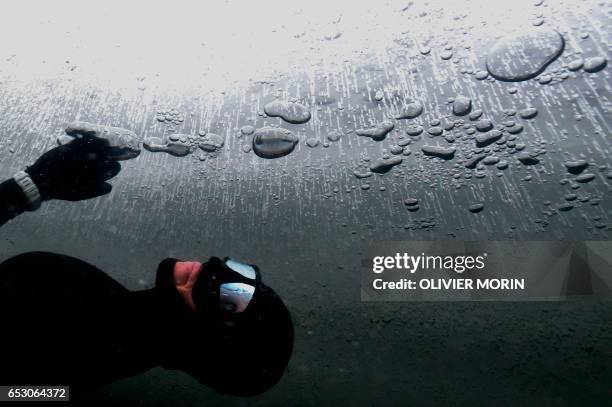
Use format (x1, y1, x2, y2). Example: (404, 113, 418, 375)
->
(225, 258, 256, 280)
(0, 0, 585, 93)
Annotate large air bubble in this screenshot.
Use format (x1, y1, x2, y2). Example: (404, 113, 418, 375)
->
(264, 100, 311, 124)
(485, 26, 564, 82)
(252, 127, 299, 158)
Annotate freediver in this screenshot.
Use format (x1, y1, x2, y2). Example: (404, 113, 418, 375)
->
(0, 136, 294, 397)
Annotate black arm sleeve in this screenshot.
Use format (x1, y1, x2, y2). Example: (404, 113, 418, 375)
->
(0, 178, 29, 227)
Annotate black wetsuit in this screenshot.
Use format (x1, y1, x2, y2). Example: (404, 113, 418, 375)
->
(0, 180, 188, 394)
(0, 176, 293, 397)
(0, 251, 167, 394)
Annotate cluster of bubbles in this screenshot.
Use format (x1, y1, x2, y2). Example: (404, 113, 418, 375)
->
(144, 100, 314, 160)
(65, 8, 608, 222)
(345, 15, 608, 216)
(143, 130, 225, 159)
(155, 108, 185, 126)
(348, 93, 553, 213)
(141, 106, 225, 159)
(248, 100, 312, 158)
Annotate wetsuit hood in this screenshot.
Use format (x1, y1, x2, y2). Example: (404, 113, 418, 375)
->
(153, 257, 294, 397)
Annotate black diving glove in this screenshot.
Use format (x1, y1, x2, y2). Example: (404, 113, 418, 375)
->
(25, 137, 121, 201)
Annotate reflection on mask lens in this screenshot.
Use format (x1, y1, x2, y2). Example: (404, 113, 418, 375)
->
(225, 258, 257, 280)
(219, 282, 255, 313)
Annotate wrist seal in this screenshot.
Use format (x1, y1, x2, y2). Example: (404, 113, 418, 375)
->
(12, 171, 41, 210)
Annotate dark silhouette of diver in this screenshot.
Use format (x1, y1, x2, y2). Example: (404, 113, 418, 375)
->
(0, 137, 293, 397)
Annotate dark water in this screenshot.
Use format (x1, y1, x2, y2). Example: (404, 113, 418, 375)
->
(0, 0, 611, 405)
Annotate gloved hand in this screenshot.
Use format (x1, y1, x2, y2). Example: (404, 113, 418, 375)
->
(25, 137, 121, 201)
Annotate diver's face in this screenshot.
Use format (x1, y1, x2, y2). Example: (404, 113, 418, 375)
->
(173, 261, 202, 311)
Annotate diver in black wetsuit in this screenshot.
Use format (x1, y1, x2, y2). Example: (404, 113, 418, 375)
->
(0, 137, 293, 397)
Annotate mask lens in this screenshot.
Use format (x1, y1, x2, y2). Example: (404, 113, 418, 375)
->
(225, 258, 257, 280)
(219, 282, 255, 313)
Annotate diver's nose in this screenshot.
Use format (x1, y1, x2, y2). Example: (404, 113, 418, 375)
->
(174, 261, 202, 286)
